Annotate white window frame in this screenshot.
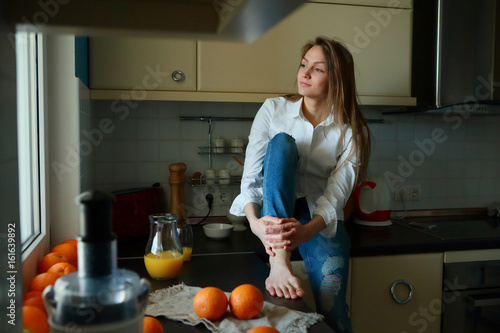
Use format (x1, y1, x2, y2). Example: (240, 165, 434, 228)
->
(16, 31, 49, 261)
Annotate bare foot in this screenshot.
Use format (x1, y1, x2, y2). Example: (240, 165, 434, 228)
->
(266, 250, 305, 299)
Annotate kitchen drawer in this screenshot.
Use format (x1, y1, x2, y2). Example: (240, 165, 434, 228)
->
(350, 253, 443, 333)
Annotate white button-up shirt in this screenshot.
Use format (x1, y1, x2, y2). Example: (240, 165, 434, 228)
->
(230, 97, 356, 238)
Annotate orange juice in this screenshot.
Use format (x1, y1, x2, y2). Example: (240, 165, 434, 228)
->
(144, 250, 183, 279)
(182, 247, 192, 261)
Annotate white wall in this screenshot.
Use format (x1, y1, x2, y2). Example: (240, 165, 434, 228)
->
(46, 34, 81, 245)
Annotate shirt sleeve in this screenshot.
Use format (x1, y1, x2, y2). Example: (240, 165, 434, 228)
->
(229, 99, 274, 216)
(313, 130, 357, 238)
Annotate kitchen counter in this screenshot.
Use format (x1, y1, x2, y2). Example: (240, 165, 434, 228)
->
(116, 213, 499, 331)
(347, 214, 500, 257)
(117, 224, 334, 332)
(117, 214, 500, 260)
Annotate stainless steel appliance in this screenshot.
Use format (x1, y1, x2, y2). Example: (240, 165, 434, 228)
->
(392, 0, 500, 115)
(7, 0, 306, 43)
(395, 215, 500, 332)
(442, 259, 500, 333)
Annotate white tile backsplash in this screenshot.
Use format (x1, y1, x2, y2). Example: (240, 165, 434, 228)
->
(90, 100, 500, 216)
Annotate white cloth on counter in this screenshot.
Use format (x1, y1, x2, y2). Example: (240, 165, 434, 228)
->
(145, 283, 323, 333)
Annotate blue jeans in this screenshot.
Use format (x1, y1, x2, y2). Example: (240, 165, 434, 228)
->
(262, 132, 353, 333)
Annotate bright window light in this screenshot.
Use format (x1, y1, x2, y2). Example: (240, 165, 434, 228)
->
(16, 31, 45, 253)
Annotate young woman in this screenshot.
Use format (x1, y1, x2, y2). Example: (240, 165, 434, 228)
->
(229, 36, 371, 332)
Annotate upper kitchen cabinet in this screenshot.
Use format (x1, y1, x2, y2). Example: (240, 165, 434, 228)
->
(89, 1, 415, 105)
(198, 2, 415, 105)
(89, 37, 196, 92)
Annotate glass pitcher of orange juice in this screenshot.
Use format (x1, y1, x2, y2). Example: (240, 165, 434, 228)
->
(144, 213, 184, 280)
(177, 225, 193, 261)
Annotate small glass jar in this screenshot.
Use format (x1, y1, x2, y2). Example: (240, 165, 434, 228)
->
(144, 213, 183, 280)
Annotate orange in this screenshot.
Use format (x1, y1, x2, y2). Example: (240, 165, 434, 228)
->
(37, 252, 68, 274)
(23, 291, 43, 301)
(249, 327, 280, 333)
(47, 262, 77, 277)
(62, 238, 77, 248)
(29, 272, 59, 292)
(23, 305, 49, 333)
(51, 243, 78, 267)
(229, 284, 264, 320)
(23, 295, 47, 316)
(192, 286, 228, 321)
(143, 315, 164, 333)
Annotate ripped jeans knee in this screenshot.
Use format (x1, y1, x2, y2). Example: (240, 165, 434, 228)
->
(319, 255, 346, 311)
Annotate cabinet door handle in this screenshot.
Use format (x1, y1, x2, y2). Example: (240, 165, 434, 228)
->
(171, 70, 185, 82)
(391, 280, 413, 304)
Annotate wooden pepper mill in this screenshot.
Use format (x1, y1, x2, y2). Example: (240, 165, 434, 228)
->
(169, 163, 187, 227)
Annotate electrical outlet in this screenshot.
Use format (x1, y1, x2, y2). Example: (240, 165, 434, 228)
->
(201, 189, 216, 206)
(394, 186, 421, 201)
(201, 189, 232, 205)
(394, 186, 409, 200)
(218, 190, 232, 204)
(408, 186, 421, 200)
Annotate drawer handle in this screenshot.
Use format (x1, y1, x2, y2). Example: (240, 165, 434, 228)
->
(171, 70, 185, 82)
(391, 280, 413, 304)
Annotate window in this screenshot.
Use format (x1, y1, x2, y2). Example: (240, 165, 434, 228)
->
(16, 31, 47, 255)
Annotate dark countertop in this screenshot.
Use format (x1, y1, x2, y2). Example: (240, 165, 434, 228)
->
(117, 220, 333, 332)
(347, 215, 500, 257)
(118, 214, 500, 260)
(116, 213, 499, 331)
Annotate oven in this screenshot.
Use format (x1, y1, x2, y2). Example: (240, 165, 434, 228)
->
(393, 213, 500, 332)
(441, 259, 500, 333)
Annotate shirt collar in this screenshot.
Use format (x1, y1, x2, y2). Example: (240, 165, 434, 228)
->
(284, 97, 303, 118)
(289, 97, 337, 127)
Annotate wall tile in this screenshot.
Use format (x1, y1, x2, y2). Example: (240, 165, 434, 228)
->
(114, 119, 137, 140)
(114, 163, 136, 183)
(158, 118, 181, 140)
(137, 141, 159, 161)
(137, 163, 159, 184)
(91, 100, 500, 214)
(113, 141, 137, 161)
(137, 119, 159, 140)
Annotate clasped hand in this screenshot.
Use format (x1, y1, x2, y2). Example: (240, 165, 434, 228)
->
(253, 215, 307, 256)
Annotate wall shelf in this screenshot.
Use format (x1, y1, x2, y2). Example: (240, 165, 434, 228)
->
(180, 116, 252, 168)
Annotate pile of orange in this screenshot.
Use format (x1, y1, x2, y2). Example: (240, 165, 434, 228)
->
(192, 283, 278, 332)
(23, 238, 78, 333)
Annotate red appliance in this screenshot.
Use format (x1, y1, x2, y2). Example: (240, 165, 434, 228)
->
(111, 183, 166, 239)
(353, 174, 392, 226)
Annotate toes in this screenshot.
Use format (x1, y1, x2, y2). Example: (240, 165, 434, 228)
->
(274, 286, 284, 298)
(266, 285, 276, 296)
(297, 288, 306, 298)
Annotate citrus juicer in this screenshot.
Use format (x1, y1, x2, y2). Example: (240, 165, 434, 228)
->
(43, 191, 151, 333)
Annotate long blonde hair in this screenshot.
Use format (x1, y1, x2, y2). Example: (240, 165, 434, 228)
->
(285, 36, 371, 184)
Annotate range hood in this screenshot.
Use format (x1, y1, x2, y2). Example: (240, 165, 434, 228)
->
(8, 0, 305, 43)
(389, 0, 500, 115)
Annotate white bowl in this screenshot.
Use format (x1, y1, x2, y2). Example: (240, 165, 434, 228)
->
(203, 223, 233, 240)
